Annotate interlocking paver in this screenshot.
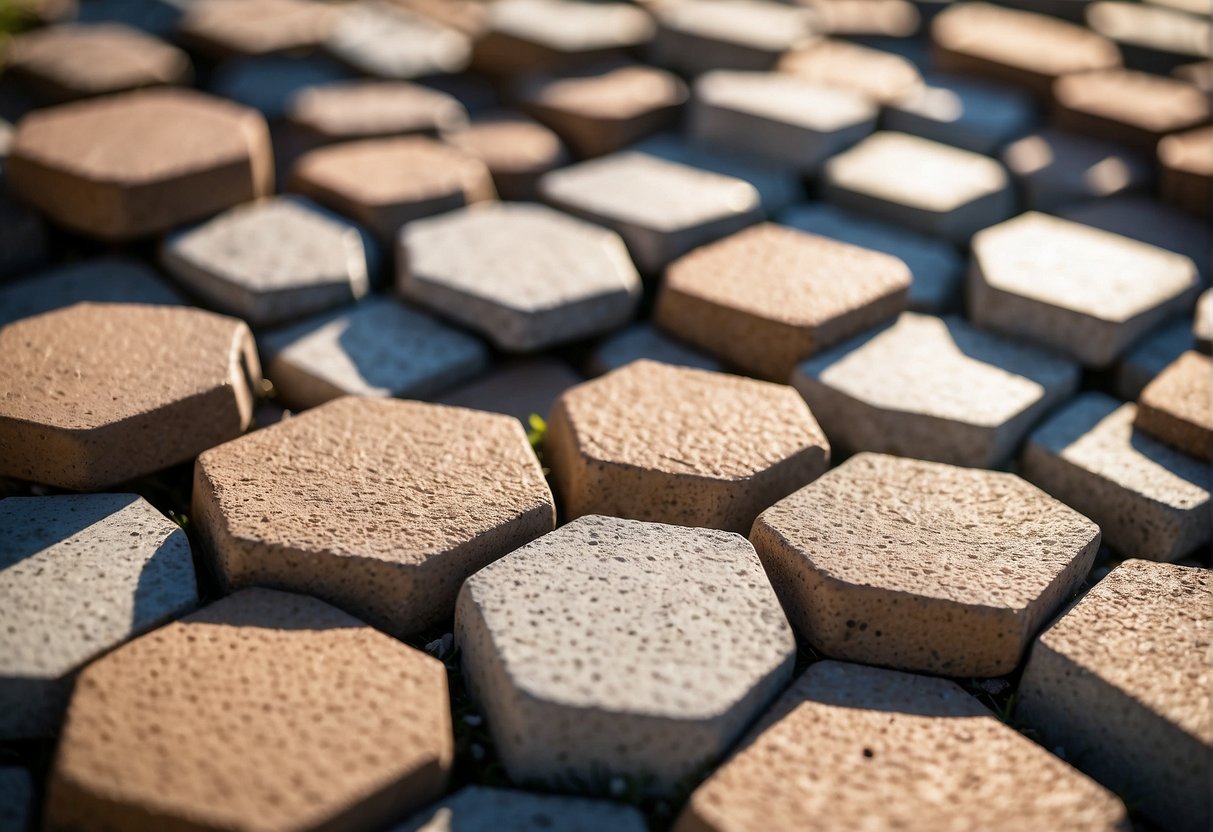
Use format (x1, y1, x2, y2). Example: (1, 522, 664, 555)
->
(1135, 350, 1212, 459)
(821, 131, 1013, 243)
(1021, 392, 1211, 561)
(651, 0, 815, 76)
(456, 515, 796, 794)
(1018, 559, 1210, 832)
(177, 0, 337, 57)
(326, 0, 471, 79)
(194, 397, 554, 636)
(398, 203, 641, 352)
(793, 312, 1079, 468)
(1197, 289, 1213, 352)
(546, 360, 829, 532)
(394, 786, 648, 832)
(752, 453, 1099, 676)
(0, 256, 183, 327)
(805, 0, 920, 38)
(0, 768, 32, 832)
(1058, 195, 1209, 280)
(1159, 126, 1212, 217)
(883, 73, 1035, 154)
(1001, 128, 1153, 211)
(209, 54, 352, 120)
(0, 494, 197, 738)
(675, 661, 1129, 832)
(1087, 0, 1212, 75)
(286, 79, 468, 142)
(44, 588, 453, 831)
(776, 39, 924, 106)
(968, 212, 1199, 367)
(7, 87, 272, 240)
(0, 303, 260, 490)
(1114, 318, 1193, 400)
(435, 358, 581, 425)
(586, 323, 723, 376)
(442, 111, 568, 201)
(1052, 69, 1210, 153)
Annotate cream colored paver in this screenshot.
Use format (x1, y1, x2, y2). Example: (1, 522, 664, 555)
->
(286, 79, 468, 142)
(443, 111, 568, 200)
(178, 0, 337, 57)
(1058, 195, 1209, 279)
(474, 0, 654, 75)
(777, 38, 923, 105)
(1053, 69, 1210, 152)
(1196, 289, 1213, 352)
(1135, 350, 1212, 458)
(326, 0, 470, 79)
(1087, 0, 1212, 75)
(651, 0, 815, 77)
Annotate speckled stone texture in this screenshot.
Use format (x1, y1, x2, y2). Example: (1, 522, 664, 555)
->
(0, 303, 260, 490)
(443, 112, 568, 201)
(1196, 289, 1213, 352)
(177, 0, 337, 57)
(1134, 350, 1212, 459)
(793, 312, 1078, 468)
(654, 223, 910, 381)
(1159, 126, 1212, 218)
(398, 203, 641, 352)
(968, 212, 1199, 367)
(1021, 393, 1210, 561)
(286, 79, 468, 142)
(0, 256, 183, 327)
(7, 88, 272, 240)
(883, 73, 1036, 154)
(393, 786, 648, 832)
(1017, 560, 1210, 832)
(435, 358, 581, 425)
(675, 661, 1129, 832)
(0, 768, 32, 832)
(651, 0, 815, 77)
(1114, 318, 1193, 400)
(546, 360, 830, 532)
(1052, 69, 1209, 152)
(193, 397, 554, 637)
(0, 494, 197, 738)
(456, 515, 796, 795)
(1001, 129, 1154, 212)
(587, 323, 723, 376)
(326, 1, 471, 80)
(45, 588, 453, 832)
(777, 39, 924, 107)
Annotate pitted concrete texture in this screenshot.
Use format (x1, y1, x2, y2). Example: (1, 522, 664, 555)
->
(435, 358, 581, 425)
(178, 0, 337, 57)
(1053, 69, 1210, 152)
(193, 397, 554, 637)
(398, 203, 641, 352)
(1197, 289, 1212, 352)
(793, 313, 1079, 468)
(1001, 129, 1154, 212)
(7, 88, 272, 241)
(1059, 195, 1209, 280)
(968, 212, 1199, 367)
(326, 1, 471, 80)
(443, 112, 568, 200)
(655, 223, 909, 380)
(475, 0, 655, 75)
(45, 588, 453, 832)
(777, 39, 924, 106)
(546, 360, 829, 532)
(1159, 126, 1212, 218)
(821, 132, 1013, 243)
(539, 151, 762, 273)
(751, 454, 1100, 676)
(1018, 560, 1211, 832)
(0, 768, 32, 832)
(394, 786, 648, 832)
(0, 256, 183, 327)
(0, 303, 260, 490)
(675, 661, 1129, 832)
(587, 323, 723, 376)
(1135, 351, 1213, 459)
(883, 73, 1036, 154)
(455, 515, 796, 795)
(1021, 393, 1211, 561)
(651, 0, 815, 77)
(287, 79, 468, 142)
(1114, 318, 1193, 400)
(0, 494, 197, 738)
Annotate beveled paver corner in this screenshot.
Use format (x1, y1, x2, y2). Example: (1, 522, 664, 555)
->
(1159, 126, 1212, 218)
(1058, 195, 1209, 280)
(1052, 68, 1210, 152)
(326, 0, 471, 80)
(0, 256, 184, 327)
(1001, 128, 1153, 212)
(883, 72, 1036, 154)
(177, 0, 337, 58)
(776, 38, 924, 106)
(455, 515, 796, 795)
(586, 323, 723, 376)
(434, 358, 581, 426)
(442, 111, 568, 201)
(0, 768, 33, 832)
(393, 786, 648, 832)
(1134, 350, 1213, 459)
(286, 79, 468, 142)
(650, 0, 815, 77)
(1114, 318, 1193, 400)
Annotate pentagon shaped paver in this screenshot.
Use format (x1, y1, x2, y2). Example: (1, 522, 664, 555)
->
(1135, 350, 1212, 459)
(456, 515, 796, 795)
(0, 768, 32, 832)
(546, 360, 830, 532)
(1053, 69, 1210, 152)
(435, 358, 581, 425)
(968, 212, 1199, 367)
(0, 256, 183, 327)
(177, 0, 338, 58)
(1114, 318, 1193, 400)
(394, 786, 648, 832)
(654, 223, 909, 381)
(45, 588, 453, 832)
(1017, 560, 1211, 832)
(1001, 128, 1153, 211)
(1021, 392, 1211, 561)
(7, 88, 272, 241)
(752, 453, 1100, 676)
(883, 73, 1036, 154)
(0, 303, 260, 490)
(1087, 0, 1212, 74)
(793, 312, 1079, 468)
(209, 54, 352, 120)
(1058, 195, 1209, 279)
(286, 79, 468, 143)
(326, 0, 471, 80)
(1197, 289, 1213, 352)
(586, 323, 723, 376)
(539, 151, 761, 273)
(675, 661, 1129, 832)
(650, 0, 815, 77)
(443, 111, 568, 201)
(398, 203, 641, 352)
(821, 131, 1013, 243)
(1159, 126, 1212, 217)
(776, 39, 924, 106)
(194, 396, 554, 637)
(0, 494, 197, 738)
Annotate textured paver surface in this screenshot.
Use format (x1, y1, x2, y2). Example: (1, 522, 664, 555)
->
(0, 256, 183, 327)
(1053, 68, 1210, 152)
(326, 1, 471, 80)
(1001, 128, 1154, 211)
(1197, 289, 1213, 352)
(1135, 350, 1213, 459)
(286, 79, 468, 142)
(443, 111, 568, 200)
(394, 786, 649, 832)
(651, 0, 815, 77)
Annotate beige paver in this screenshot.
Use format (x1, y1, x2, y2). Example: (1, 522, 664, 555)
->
(286, 79, 468, 142)
(178, 0, 337, 57)
(1197, 289, 1213, 352)
(587, 323, 723, 376)
(1002, 128, 1153, 211)
(474, 0, 654, 75)
(1135, 350, 1212, 458)
(443, 111, 568, 201)
(0, 256, 183, 327)
(1159, 126, 1212, 217)
(393, 787, 648, 832)
(325, 1, 471, 80)
(804, 0, 920, 38)
(1087, 1, 1212, 75)
(435, 358, 581, 425)
(1053, 69, 1210, 152)
(1174, 58, 1213, 92)
(1058, 195, 1209, 279)
(777, 39, 924, 106)
(651, 0, 815, 77)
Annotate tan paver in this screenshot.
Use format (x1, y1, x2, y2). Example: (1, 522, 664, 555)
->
(1159, 126, 1213, 217)
(1001, 129, 1153, 212)
(1135, 350, 1212, 458)
(443, 111, 568, 201)
(286, 79, 468, 142)
(434, 358, 581, 425)
(1018, 560, 1211, 832)
(1197, 289, 1213, 352)
(194, 397, 554, 637)
(804, 0, 920, 38)
(1052, 69, 1210, 152)
(587, 323, 724, 376)
(177, 0, 337, 57)
(1174, 58, 1213, 92)
(456, 515, 796, 794)
(651, 0, 815, 77)
(325, 0, 471, 80)
(7, 88, 272, 240)
(474, 0, 654, 75)
(1087, 1, 1212, 75)
(393, 787, 648, 832)
(546, 360, 830, 532)
(675, 661, 1129, 832)
(0, 256, 183, 327)
(0, 303, 260, 490)
(45, 588, 453, 832)
(777, 38, 924, 106)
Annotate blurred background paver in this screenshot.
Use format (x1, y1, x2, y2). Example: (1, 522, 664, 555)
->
(393, 786, 648, 832)
(209, 54, 353, 120)
(1001, 128, 1153, 211)
(1086, 0, 1212, 74)
(285, 79, 468, 144)
(1114, 318, 1194, 399)
(1158, 125, 1213, 216)
(435, 358, 581, 425)
(1134, 350, 1212, 458)
(325, 0, 471, 80)
(442, 111, 568, 201)
(650, 0, 815, 77)
(1197, 289, 1213, 352)
(0, 256, 183, 327)
(1052, 68, 1211, 152)
(776, 39, 924, 106)
(177, 0, 337, 58)
(586, 323, 723, 376)
(883, 73, 1036, 154)
(0, 768, 32, 832)
(1057, 194, 1209, 280)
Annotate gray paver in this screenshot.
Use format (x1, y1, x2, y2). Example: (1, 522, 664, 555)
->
(326, 1, 471, 80)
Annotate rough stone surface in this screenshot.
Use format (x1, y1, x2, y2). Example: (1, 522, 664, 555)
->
(1001, 128, 1153, 211)
(0, 256, 183, 327)
(286, 79, 468, 142)
(435, 358, 581, 425)
(209, 54, 352, 120)
(777, 39, 924, 106)
(1058, 195, 1209, 279)
(0, 768, 32, 832)
(442, 111, 568, 201)
(1052, 69, 1210, 152)
(587, 323, 723, 376)
(1114, 318, 1193, 400)
(456, 515, 796, 794)
(1135, 350, 1213, 459)
(177, 0, 337, 57)
(1159, 126, 1212, 217)
(651, 0, 815, 77)
(394, 786, 648, 832)
(883, 72, 1036, 154)
(326, 1, 471, 80)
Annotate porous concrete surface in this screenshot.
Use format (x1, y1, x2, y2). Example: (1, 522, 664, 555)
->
(1018, 560, 1211, 832)
(393, 786, 648, 832)
(777, 39, 924, 106)
(0, 494, 197, 738)
(1159, 125, 1213, 218)
(1052, 68, 1210, 152)
(443, 111, 568, 200)
(435, 358, 581, 425)
(326, 0, 471, 80)
(286, 79, 468, 141)
(545, 359, 830, 532)
(177, 0, 337, 57)
(0, 256, 184, 327)
(193, 396, 554, 637)
(0, 303, 260, 490)
(455, 515, 796, 795)
(1001, 128, 1154, 212)
(586, 323, 723, 376)
(1135, 350, 1212, 459)
(1196, 289, 1212, 352)
(0, 768, 32, 832)
(1114, 318, 1193, 400)
(45, 588, 453, 832)
(650, 0, 815, 77)
(883, 73, 1036, 154)
(1058, 195, 1209, 279)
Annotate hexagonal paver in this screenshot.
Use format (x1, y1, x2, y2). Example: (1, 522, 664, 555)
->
(0, 768, 32, 832)
(1053, 69, 1210, 152)
(1197, 289, 1213, 352)
(161, 195, 373, 326)
(654, 223, 909, 381)
(0, 494, 197, 738)
(1001, 128, 1153, 212)
(393, 787, 648, 832)
(968, 212, 1199, 367)
(326, 0, 471, 79)
(821, 132, 1013, 243)
(177, 0, 338, 57)
(1087, 0, 1211, 75)
(286, 79, 468, 143)
(650, 0, 815, 77)
(474, 0, 654, 75)
(456, 515, 796, 795)
(752, 453, 1099, 676)
(260, 296, 488, 409)
(209, 54, 352, 120)
(44, 588, 453, 831)
(1159, 126, 1212, 217)
(7, 88, 272, 240)
(1114, 318, 1193, 400)
(398, 203, 641, 352)
(675, 661, 1129, 832)
(586, 323, 722, 376)
(442, 111, 568, 201)
(1135, 350, 1212, 459)
(539, 151, 762, 273)
(435, 358, 581, 425)
(883, 73, 1036, 154)
(1017, 560, 1210, 832)
(289, 136, 495, 240)
(1058, 195, 1209, 280)
(807, 0, 920, 38)
(194, 396, 554, 637)
(793, 312, 1078, 468)
(0, 256, 183, 327)
(0, 303, 260, 490)
(776, 39, 924, 106)
(1021, 392, 1210, 561)
(546, 360, 829, 532)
